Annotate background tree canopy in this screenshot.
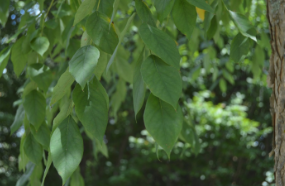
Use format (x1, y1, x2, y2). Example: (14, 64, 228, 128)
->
(0, 0, 275, 185)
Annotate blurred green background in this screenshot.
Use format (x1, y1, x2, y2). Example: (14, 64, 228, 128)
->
(0, 0, 274, 186)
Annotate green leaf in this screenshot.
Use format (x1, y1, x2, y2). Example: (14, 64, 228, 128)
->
(11, 37, 27, 76)
(207, 15, 218, 39)
(73, 78, 109, 142)
(29, 67, 53, 93)
(180, 122, 194, 145)
(69, 45, 100, 89)
(116, 57, 133, 83)
(0, 47, 10, 77)
(111, 79, 126, 120)
(19, 134, 29, 171)
(230, 33, 251, 63)
(50, 116, 83, 185)
(172, 0, 196, 40)
(86, 11, 119, 54)
(228, 10, 256, 41)
(219, 78, 227, 93)
(186, 0, 215, 13)
(94, 52, 108, 80)
(0, 0, 9, 26)
(153, 0, 175, 22)
(110, 0, 120, 28)
(30, 37, 50, 56)
(141, 55, 182, 108)
(133, 49, 146, 118)
(80, 31, 91, 47)
(98, 0, 115, 18)
(51, 69, 75, 106)
(135, 0, 156, 27)
(73, 0, 97, 25)
(70, 167, 85, 186)
(23, 90, 46, 130)
(106, 13, 136, 71)
(222, 70, 234, 85)
(53, 96, 74, 131)
(30, 123, 51, 150)
(24, 133, 43, 164)
(10, 104, 25, 135)
(16, 163, 35, 186)
(41, 152, 52, 186)
(139, 24, 180, 69)
(144, 94, 183, 158)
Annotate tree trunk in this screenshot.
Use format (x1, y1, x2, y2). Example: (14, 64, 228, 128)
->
(267, 0, 285, 185)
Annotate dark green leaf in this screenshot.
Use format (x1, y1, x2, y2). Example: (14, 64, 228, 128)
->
(23, 90, 46, 130)
(133, 49, 146, 118)
(73, 78, 109, 142)
(139, 24, 180, 69)
(230, 33, 251, 63)
(106, 13, 136, 72)
(24, 133, 43, 164)
(50, 116, 83, 185)
(135, 0, 156, 27)
(86, 11, 119, 54)
(30, 123, 51, 150)
(153, 0, 175, 22)
(144, 94, 183, 158)
(172, 0, 196, 40)
(69, 45, 100, 89)
(0, 0, 9, 26)
(186, 0, 215, 13)
(94, 52, 108, 80)
(98, 0, 115, 18)
(141, 55, 182, 108)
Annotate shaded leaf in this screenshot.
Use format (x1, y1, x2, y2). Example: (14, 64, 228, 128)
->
(141, 55, 182, 108)
(187, 0, 214, 13)
(153, 0, 175, 22)
(133, 49, 146, 118)
(30, 123, 51, 150)
(73, 78, 109, 142)
(23, 90, 46, 130)
(24, 133, 43, 164)
(139, 24, 180, 69)
(86, 11, 119, 54)
(230, 33, 251, 63)
(144, 94, 183, 158)
(135, 0, 156, 27)
(172, 0, 196, 40)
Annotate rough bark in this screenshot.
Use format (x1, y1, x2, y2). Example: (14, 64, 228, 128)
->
(267, 0, 285, 185)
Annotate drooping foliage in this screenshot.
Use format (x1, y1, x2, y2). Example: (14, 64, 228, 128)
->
(0, 0, 272, 185)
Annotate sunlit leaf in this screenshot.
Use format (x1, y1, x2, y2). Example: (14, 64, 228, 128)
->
(50, 116, 83, 185)
(69, 45, 100, 89)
